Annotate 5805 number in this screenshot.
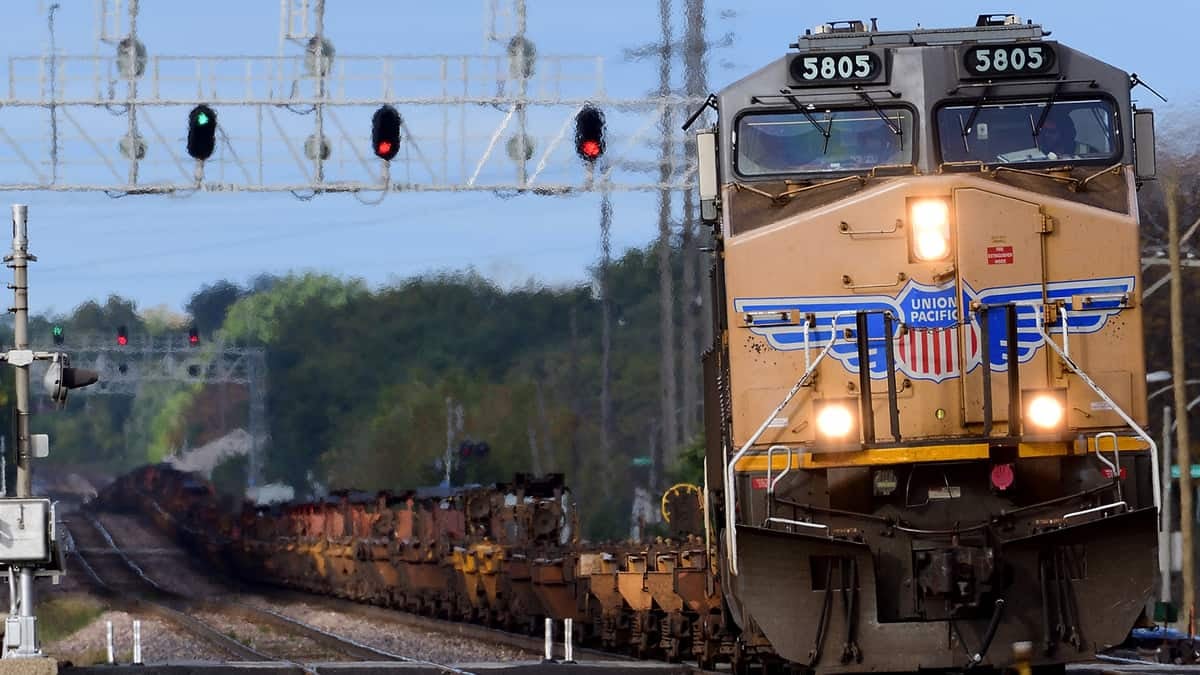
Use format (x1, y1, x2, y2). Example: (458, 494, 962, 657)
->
(963, 44, 1056, 77)
(789, 52, 881, 85)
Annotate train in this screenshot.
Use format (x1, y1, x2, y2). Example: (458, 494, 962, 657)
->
(96, 465, 728, 665)
(94, 13, 1163, 675)
(695, 12, 1160, 674)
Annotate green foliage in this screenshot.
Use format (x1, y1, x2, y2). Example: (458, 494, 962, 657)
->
(222, 272, 369, 344)
(187, 280, 247, 333)
(671, 434, 706, 487)
(37, 594, 104, 644)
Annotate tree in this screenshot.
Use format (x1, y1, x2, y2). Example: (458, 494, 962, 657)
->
(186, 280, 246, 334)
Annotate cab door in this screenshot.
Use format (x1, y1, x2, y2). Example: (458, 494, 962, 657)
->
(954, 187, 1049, 427)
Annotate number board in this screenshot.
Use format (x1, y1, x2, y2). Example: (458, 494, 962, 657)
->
(788, 51, 885, 87)
(961, 43, 1057, 79)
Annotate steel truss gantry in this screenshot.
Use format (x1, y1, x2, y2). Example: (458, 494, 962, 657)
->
(0, 0, 705, 198)
(35, 333, 269, 484)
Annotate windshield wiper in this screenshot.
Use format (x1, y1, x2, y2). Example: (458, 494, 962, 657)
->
(959, 85, 991, 150)
(780, 89, 832, 154)
(1032, 78, 1066, 137)
(856, 90, 901, 136)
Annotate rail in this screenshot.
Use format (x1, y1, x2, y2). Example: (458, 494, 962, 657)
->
(67, 518, 275, 663)
(73, 513, 471, 672)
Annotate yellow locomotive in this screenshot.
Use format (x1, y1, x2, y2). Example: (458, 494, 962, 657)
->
(695, 14, 1160, 672)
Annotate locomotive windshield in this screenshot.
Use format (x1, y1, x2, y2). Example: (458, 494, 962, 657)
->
(937, 98, 1118, 165)
(736, 108, 913, 176)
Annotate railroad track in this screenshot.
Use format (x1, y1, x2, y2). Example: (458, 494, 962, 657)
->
(65, 513, 469, 672)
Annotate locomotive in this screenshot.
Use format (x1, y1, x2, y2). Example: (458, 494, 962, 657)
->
(694, 13, 1160, 672)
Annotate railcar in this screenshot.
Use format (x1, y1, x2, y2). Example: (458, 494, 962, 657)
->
(695, 13, 1160, 672)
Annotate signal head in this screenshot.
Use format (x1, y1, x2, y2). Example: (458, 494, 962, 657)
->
(186, 104, 218, 161)
(44, 355, 99, 405)
(574, 105, 606, 162)
(117, 325, 128, 346)
(188, 326, 200, 346)
(371, 105, 402, 161)
(52, 325, 64, 345)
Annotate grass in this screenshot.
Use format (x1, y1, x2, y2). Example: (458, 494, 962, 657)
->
(37, 594, 104, 644)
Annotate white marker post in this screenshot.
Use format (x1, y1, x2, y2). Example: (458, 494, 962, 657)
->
(563, 618, 575, 663)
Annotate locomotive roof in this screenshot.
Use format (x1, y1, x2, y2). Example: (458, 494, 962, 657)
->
(794, 15, 1045, 51)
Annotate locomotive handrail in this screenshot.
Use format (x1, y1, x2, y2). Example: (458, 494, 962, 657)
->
(1094, 431, 1123, 503)
(841, 272, 907, 291)
(1063, 501, 1127, 521)
(764, 445, 794, 525)
(764, 516, 829, 533)
(1032, 304, 1161, 518)
(725, 313, 845, 576)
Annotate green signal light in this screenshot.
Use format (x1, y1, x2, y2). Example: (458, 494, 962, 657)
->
(52, 326, 63, 336)
(196, 112, 210, 126)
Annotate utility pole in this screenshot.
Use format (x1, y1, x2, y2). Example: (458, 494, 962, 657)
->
(1167, 177, 1195, 622)
(444, 397, 463, 487)
(0, 206, 98, 660)
(10, 206, 32, 501)
(679, 0, 708, 443)
(600, 190, 614, 465)
(1163, 406, 1175, 604)
(656, 0, 679, 481)
(7, 205, 36, 657)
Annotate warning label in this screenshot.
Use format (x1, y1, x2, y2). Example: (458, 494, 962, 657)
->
(750, 477, 769, 490)
(986, 245, 1014, 265)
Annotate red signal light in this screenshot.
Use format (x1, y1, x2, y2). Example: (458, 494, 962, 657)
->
(371, 105, 402, 161)
(580, 140, 601, 160)
(117, 335, 128, 346)
(574, 105, 606, 162)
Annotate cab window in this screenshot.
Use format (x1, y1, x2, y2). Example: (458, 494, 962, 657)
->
(736, 108, 914, 176)
(937, 98, 1118, 165)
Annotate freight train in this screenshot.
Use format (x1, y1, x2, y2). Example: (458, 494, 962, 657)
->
(694, 12, 1160, 673)
(96, 14, 1162, 675)
(97, 465, 728, 665)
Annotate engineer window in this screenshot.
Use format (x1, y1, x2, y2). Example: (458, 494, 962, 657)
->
(937, 98, 1118, 165)
(736, 108, 914, 176)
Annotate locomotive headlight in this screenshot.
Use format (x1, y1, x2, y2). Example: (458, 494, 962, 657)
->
(1027, 391, 1066, 430)
(814, 400, 857, 442)
(908, 197, 952, 262)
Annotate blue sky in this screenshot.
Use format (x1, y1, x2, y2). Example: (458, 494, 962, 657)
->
(0, 0, 1195, 316)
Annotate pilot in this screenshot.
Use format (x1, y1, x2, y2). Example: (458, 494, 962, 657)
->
(1037, 112, 1080, 158)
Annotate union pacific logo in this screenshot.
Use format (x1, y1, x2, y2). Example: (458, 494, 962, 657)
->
(735, 276, 1134, 383)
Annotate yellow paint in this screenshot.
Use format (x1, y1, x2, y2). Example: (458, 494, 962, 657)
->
(733, 436, 1149, 471)
(470, 540, 504, 571)
(1078, 435, 1149, 453)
